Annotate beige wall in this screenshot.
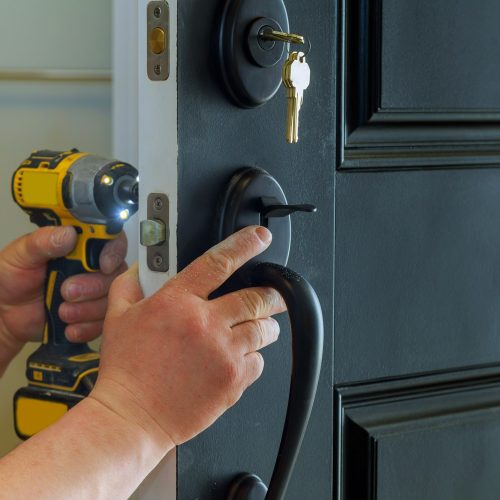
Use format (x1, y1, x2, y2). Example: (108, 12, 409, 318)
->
(0, 0, 112, 454)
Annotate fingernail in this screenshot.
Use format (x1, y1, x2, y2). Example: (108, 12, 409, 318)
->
(66, 284, 82, 300)
(51, 226, 74, 248)
(65, 326, 78, 342)
(255, 226, 272, 245)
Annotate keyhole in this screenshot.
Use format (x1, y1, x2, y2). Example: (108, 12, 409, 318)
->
(258, 27, 276, 51)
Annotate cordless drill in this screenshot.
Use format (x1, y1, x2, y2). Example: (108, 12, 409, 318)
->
(11, 149, 138, 439)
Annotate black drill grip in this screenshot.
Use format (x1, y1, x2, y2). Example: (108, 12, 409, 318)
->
(44, 258, 91, 355)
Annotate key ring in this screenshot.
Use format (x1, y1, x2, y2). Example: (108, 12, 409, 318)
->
(259, 30, 312, 57)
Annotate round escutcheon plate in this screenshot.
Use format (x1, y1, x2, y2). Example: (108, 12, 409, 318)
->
(216, 167, 291, 284)
(227, 474, 267, 500)
(217, 0, 289, 108)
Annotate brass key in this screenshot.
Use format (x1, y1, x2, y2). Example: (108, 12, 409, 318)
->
(283, 52, 311, 143)
(283, 52, 300, 143)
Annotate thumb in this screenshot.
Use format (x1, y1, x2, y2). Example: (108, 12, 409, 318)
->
(1, 226, 77, 270)
(107, 262, 143, 318)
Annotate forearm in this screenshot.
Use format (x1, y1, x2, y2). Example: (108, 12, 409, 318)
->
(0, 318, 23, 377)
(0, 397, 173, 499)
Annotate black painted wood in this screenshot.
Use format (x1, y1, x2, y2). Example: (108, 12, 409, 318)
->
(340, 0, 500, 169)
(339, 367, 500, 499)
(335, 168, 500, 383)
(176, 0, 500, 499)
(380, 0, 500, 111)
(176, 1, 335, 499)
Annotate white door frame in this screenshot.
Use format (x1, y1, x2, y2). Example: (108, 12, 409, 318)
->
(113, 0, 178, 497)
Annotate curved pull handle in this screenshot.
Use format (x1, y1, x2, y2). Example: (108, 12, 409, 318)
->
(228, 262, 324, 500)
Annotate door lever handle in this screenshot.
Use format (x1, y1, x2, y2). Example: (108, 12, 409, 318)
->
(259, 196, 317, 219)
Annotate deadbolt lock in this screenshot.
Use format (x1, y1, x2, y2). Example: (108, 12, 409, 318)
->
(147, 1, 170, 81)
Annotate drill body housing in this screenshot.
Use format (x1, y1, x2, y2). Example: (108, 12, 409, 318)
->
(11, 149, 138, 439)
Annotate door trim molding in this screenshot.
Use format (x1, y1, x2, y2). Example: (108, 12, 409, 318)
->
(337, 0, 500, 171)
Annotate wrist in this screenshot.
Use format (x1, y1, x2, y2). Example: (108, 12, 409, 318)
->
(90, 376, 176, 454)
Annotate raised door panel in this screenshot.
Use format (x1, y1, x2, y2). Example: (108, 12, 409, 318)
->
(335, 168, 500, 383)
(339, 0, 500, 169)
(339, 369, 500, 499)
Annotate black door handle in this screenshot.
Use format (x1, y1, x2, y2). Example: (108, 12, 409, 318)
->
(227, 263, 324, 500)
(218, 168, 324, 500)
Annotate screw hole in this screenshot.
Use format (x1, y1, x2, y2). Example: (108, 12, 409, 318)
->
(153, 254, 164, 267)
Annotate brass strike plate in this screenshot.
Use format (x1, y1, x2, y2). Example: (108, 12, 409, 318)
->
(145, 193, 169, 272)
(147, 1, 170, 81)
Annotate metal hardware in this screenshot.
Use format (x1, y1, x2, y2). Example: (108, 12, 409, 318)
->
(140, 219, 166, 247)
(142, 193, 169, 272)
(283, 51, 311, 143)
(150, 27, 166, 55)
(218, 169, 323, 500)
(0, 69, 111, 83)
(218, 0, 290, 108)
(147, 1, 170, 81)
(217, 167, 318, 281)
(260, 30, 304, 45)
(259, 196, 316, 220)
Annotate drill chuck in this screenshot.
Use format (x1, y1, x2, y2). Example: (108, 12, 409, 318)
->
(116, 178, 139, 206)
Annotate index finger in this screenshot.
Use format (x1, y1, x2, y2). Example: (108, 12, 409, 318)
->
(172, 226, 272, 299)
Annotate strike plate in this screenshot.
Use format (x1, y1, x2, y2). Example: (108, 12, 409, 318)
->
(144, 193, 169, 272)
(147, 1, 170, 81)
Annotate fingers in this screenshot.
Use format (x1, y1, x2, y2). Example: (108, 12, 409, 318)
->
(106, 263, 144, 318)
(1, 226, 77, 270)
(172, 226, 272, 298)
(65, 321, 103, 343)
(59, 297, 108, 324)
(243, 352, 265, 389)
(212, 286, 286, 326)
(99, 232, 128, 274)
(232, 317, 280, 354)
(60, 262, 127, 303)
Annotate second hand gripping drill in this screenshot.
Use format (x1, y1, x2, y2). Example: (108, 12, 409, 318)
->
(11, 149, 139, 439)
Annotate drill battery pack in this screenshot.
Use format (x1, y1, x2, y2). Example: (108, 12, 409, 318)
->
(13, 349, 99, 440)
(14, 387, 84, 439)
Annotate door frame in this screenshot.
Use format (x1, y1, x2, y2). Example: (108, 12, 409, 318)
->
(113, 0, 178, 497)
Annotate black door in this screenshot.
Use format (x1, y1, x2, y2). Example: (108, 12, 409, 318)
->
(174, 0, 500, 498)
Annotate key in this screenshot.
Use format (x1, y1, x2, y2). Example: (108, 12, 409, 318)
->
(282, 52, 300, 143)
(288, 53, 310, 143)
(283, 52, 310, 143)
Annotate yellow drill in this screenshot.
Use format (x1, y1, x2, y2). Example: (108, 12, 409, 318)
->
(12, 149, 138, 439)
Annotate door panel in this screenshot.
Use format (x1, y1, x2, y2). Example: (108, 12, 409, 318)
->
(340, 369, 500, 499)
(335, 169, 500, 382)
(380, 0, 500, 110)
(341, 0, 500, 169)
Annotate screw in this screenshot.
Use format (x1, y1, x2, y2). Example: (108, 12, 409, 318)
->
(153, 197, 163, 210)
(153, 254, 164, 268)
(153, 6, 162, 18)
(154, 64, 162, 75)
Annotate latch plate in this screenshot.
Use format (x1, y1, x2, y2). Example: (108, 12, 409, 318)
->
(147, 1, 170, 81)
(142, 193, 169, 272)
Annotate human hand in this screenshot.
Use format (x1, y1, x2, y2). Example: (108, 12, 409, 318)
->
(0, 226, 127, 353)
(91, 226, 286, 449)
